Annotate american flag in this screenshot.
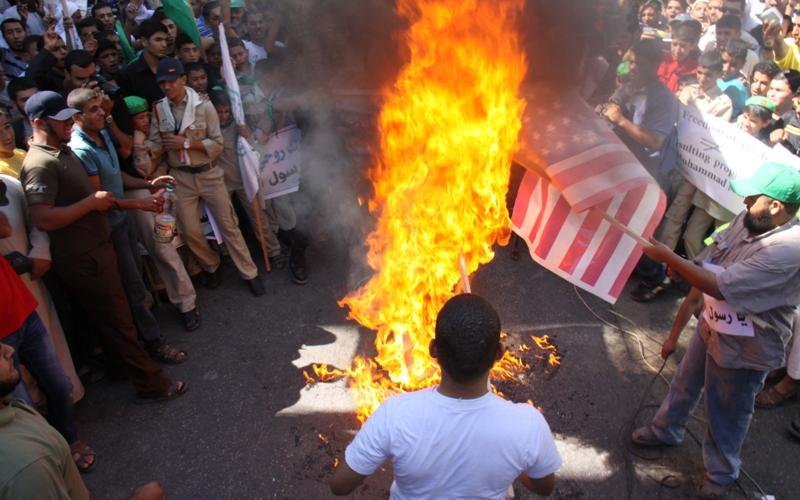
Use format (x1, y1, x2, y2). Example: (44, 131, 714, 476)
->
(512, 92, 666, 303)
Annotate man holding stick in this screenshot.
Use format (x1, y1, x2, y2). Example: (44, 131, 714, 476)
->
(631, 162, 800, 498)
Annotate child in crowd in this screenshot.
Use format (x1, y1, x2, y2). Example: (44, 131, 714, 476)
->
(185, 62, 209, 98)
(718, 38, 750, 117)
(242, 55, 310, 285)
(229, 37, 254, 88)
(210, 90, 285, 268)
(738, 96, 776, 144)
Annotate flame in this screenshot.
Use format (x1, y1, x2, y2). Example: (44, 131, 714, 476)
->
(531, 335, 561, 366)
(317, 432, 330, 445)
(337, 0, 527, 423)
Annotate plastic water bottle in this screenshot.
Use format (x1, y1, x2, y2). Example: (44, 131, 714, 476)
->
(154, 183, 176, 243)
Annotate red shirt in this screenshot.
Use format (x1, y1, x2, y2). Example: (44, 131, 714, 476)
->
(657, 51, 698, 93)
(0, 256, 37, 339)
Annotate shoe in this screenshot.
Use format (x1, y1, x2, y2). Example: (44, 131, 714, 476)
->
(182, 309, 201, 332)
(246, 277, 265, 296)
(205, 268, 222, 289)
(631, 426, 673, 447)
(630, 279, 670, 302)
(289, 251, 308, 285)
(269, 253, 287, 270)
(697, 479, 730, 499)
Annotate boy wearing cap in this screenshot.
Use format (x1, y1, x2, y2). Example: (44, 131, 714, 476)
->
(147, 57, 265, 296)
(19, 90, 187, 402)
(123, 95, 200, 332)
(632, 162, 800, 498)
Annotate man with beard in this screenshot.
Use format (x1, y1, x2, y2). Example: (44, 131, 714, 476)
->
(632, 162, 800, 498)
(1, 19, 29, 78)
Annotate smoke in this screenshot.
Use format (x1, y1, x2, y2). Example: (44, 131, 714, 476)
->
(249, 0, 407, 286)
(251, 0, 627, 285)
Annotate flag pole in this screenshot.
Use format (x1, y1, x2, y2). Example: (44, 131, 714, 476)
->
(514, 158, 652, 248)
(251, 197, 272, 272)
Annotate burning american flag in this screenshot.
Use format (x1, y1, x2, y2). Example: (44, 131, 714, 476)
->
(512, 90, 666, 304)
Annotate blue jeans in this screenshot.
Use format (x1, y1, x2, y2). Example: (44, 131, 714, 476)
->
(650, 329, 766, 485)
(6, 312, 77, 443)
(111, 217, 162, 347)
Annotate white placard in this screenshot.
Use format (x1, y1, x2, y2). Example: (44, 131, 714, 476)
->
(702, 262, 754, 337)
(257, 125, 302, 201)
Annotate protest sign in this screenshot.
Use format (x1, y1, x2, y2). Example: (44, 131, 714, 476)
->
(676, 104, 771, 215)
(257, 126, 303, 201)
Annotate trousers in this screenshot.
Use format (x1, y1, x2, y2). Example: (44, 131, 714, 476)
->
(6, 312, 77, 443)
(53, 242, 170, 396)
(650, 329, 766, 485)
(126, 189, 196, 313)
(172, 167, 258, 279)
(110, 218, 162, 346)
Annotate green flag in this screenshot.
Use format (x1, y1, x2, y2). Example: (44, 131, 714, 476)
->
(162, 0, 202, 48)
(115, 20, 136, 64)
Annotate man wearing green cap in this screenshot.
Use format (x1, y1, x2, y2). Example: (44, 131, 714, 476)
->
(631, 161, 800, 498)
(122, 95, 200, 332)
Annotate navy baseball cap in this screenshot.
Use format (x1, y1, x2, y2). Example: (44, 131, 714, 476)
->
(156, 58, 184, 82)
(25, 91, 79, 121)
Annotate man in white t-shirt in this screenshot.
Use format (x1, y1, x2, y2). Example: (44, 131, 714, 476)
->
(329, 294, 562, 499)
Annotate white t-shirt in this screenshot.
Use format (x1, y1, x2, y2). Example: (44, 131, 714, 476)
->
(345, 387, 561, 500)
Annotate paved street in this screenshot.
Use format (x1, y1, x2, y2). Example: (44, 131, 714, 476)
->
(77, 226, 799, 499)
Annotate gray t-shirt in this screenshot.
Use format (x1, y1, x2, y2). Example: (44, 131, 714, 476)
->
(696, 212, 800, 371)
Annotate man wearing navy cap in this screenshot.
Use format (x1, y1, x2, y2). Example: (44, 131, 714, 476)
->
(18, 91, 188, 403)
(147, 58, 264, 296)
(632, 162, 800, 497)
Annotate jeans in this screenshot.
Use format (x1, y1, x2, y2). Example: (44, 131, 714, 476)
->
(111, 217, 162, 347)
(6, 312, 77, 443)
(650, 329, 767, 485)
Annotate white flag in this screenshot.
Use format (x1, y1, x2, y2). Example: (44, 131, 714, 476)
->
(218, 22, 259, 201)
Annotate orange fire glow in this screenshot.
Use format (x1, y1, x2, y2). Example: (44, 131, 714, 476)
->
(333, 0, 528, 423)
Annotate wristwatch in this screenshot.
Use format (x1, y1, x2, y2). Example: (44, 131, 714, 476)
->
(183, 139, 190, 150)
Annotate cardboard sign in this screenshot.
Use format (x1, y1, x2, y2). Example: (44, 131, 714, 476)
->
(257, 125, 302, 201)
(701, 262, 754, 337)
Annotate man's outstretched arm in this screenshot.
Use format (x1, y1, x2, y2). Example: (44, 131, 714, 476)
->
(329, 460, 367, 496)
(518, 472, 556, 497)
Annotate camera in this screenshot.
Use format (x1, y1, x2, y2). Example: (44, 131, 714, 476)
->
(93, 73, 120, 97)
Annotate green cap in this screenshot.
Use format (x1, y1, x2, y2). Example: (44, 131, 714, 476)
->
(745, 95, 777, 114)
(230, 0, 244, 8)
(731, 162, 800, 203)
(124, 96, 148, 116)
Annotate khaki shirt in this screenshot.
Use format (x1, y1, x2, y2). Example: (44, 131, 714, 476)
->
(146, 92, 224, 168)
(696, 212, 800, 371)
(0, 400, 89, 500)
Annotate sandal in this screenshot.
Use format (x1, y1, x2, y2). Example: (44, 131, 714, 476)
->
(70, 441, 97, 473)
(789, 419, 800, 441)
(136, 381, 189, 404)
(149, 342, 187, 365)
(697, 479, 729, 499)
(755, 384, 797, 409)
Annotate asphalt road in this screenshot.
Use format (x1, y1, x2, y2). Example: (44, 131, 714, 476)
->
(76, 230, 800, 500)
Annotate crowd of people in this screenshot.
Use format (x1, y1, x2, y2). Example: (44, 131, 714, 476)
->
(586, 0, 800, 498)
(1, 0, 800, 498)
(0, 0, 315, 497)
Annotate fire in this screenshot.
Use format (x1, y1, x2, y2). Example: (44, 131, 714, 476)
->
(317, 432, 330, 445)
(531, 335, 561, 366)
(337, 0, 528, 423)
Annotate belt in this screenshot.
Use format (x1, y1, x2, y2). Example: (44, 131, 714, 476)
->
(173, 163, 214, 174)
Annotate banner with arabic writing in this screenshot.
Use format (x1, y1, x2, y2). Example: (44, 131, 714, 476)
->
(257, 125, 302, 201)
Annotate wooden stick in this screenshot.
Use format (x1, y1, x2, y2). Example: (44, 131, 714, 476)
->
(597, 211, 651, 247)
(251, 196, 272, 273)
(458, 254, 471, 293)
